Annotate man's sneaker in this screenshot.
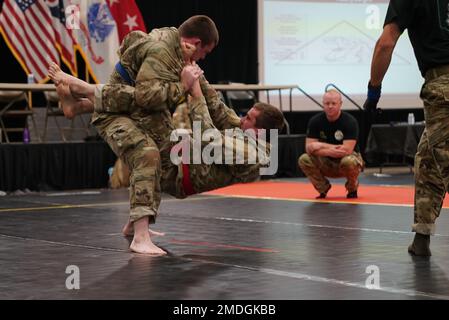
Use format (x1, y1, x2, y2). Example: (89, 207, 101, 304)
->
(316, 185, 331, 199)
(408, 233, 431, 256)
(347, 190, 358, 199)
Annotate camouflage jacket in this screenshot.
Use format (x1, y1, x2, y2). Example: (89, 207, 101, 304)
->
(92, 27, 187, 117)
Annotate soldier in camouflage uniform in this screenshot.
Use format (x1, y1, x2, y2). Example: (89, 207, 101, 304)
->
(162, 79, 283, 197)
(363, 0, 449, 256)
(53, 68, 285, 255)
(172, 102, 192, 130)
(51, 15, 218, 255)
(50, 16, 285, 255)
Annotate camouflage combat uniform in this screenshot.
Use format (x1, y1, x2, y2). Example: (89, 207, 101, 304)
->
(172, 102, 192, 130)
(182, 79, 265, 194)
(413, 73, 449, 235)
(92, 29, 267, 224)
(136, 78, 266, 200)
(92, 28, 188, 223)
(383, 1, 449, 235)
(298, 152, 363, 194)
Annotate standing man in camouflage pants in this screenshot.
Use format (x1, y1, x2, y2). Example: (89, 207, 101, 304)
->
(363, 1, 449, 256)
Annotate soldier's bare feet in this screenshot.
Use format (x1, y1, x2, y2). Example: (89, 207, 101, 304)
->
(130, 235, 167, 255)
(48, 62, 64, 85)
(48, 62, 95, 102)
(149, 228, 166, 237)
(48, 62, 79, 87)
(68, 80, 95, 103)
(122, 220, 165, 237)
(129, 216, 167, 255)
(55, 82, 81, 120)
(122, 220, 134, 236)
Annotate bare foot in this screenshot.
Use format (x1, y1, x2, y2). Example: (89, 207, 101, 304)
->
(130, 235, 167, 255)
(68, 82, 96, 103)
(122, 220, 165, 237)
(149, 228, 166, 237)
(55, 83, 82, 119)
(48, 62, 95, 102)
(48, 62, 76, 86)
(122, 220, 134, 236)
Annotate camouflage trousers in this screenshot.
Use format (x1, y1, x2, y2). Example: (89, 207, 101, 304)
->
(93, 114, 261, 224)
(92, 83, 263, 224)
(413, 73, 449, 235)
(298, 152, 364, 194)
(189, 162, 260, 195)
(93, 115, 162, 223)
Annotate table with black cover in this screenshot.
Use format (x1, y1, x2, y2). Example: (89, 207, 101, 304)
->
(365, 122, 425, 170)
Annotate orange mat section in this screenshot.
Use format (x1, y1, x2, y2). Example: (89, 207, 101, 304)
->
(204, 181, 449, 208)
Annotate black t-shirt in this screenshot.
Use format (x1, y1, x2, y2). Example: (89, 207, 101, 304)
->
(384, 0, 449, 76)
(306, 111, 359, 153)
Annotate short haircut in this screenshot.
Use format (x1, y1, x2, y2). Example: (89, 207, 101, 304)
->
(253, 102, 285, 131)
(324, 89, 342, 102)
(178, 15, 219, 46)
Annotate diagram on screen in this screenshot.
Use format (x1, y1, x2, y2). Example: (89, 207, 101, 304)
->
(271, 21, 411, 66)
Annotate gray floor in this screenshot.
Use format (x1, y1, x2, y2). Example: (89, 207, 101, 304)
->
(1, 172, 449, 300)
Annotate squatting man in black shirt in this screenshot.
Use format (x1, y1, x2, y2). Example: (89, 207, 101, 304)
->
(298, 90, 364, 199)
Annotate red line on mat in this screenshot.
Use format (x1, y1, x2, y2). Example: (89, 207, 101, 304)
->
(169, 238, 279, 253)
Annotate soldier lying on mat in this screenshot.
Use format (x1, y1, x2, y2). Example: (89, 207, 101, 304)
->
(49, 63, 285, 256)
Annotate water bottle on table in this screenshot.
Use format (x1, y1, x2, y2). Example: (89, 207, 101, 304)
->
(408, 113, 415, 125)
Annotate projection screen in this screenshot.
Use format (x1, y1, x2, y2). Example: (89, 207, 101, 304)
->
(258, 0, 423, 111)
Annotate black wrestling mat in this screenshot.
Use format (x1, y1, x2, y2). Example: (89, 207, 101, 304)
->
(1, 187, 449, 300)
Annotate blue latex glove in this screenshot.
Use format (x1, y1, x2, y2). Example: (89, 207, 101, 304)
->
(363, 82, 381, 111)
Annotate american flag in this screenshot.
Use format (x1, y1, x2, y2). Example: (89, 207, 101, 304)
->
(46, 0, 78, 77)
(0, 0, 60, 82)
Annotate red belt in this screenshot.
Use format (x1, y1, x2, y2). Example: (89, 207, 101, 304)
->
(182, 163, 195, 196)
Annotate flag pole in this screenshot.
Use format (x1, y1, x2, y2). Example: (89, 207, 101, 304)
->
(85, 63, 89, 83)
(27, 73, 34, 110)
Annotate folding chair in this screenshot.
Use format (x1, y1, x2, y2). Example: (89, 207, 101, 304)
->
(0, 90, 40, 143)
(43, 91, 91, 142)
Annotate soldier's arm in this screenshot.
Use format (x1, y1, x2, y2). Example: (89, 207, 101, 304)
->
(134, 55, 186, 112)
(188, 81, 217, 132)
(369, 23, 402, 86)
(96, 62, 191, 115)
(306, 138, 334, 156)
(199, 76, 241, 130)
(306, 138, 347, 158)
(95, 73, 138, 114)
(189, 80, 261, 168)
(338, 140, 357, 155)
